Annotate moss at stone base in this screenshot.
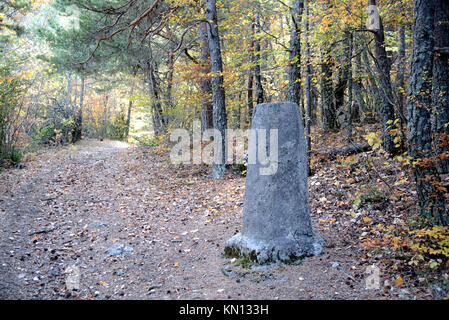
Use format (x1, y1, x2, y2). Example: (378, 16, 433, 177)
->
(224, 245, 305, 266)
(224, 246, 257, 262)
(283, 254, 305, 265)
(223, 245, 240, 259)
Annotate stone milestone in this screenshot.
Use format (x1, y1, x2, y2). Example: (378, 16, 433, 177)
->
(225, 102, 323, 264)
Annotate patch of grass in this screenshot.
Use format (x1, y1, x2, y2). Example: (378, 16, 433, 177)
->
(360, 187, 387, 203)
(234, 257, 252, 269)
(354, 186, 387, 206)
(0, 145, 22, 168)
(223, 246, 239, 259)
(282, 255, 305, 265)
(224, 246, 259, 269)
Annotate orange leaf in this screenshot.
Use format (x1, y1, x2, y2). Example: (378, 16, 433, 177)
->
(394, 277, 403, 287)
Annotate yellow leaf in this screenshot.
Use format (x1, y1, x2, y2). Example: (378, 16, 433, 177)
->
(363, 217, 372, 223)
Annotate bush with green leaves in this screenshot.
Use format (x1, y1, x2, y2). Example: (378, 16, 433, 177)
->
(106, 111, 127, 140)
(0, 55, 28, 167)
(36, 102, 77, 145)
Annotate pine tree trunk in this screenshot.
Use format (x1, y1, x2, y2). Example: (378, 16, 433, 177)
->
(72, 76, 84, 143)
(125, 86, 133, 138)
(286, 0, 303, 109)
(345, 31, 353, 142)
(254, 14, 264, 105)
(66, 72, 72, 108)
(407, 0, 447, 225)
(335, 32, 351, 127)
(147, 59, 164, 137)
(432, 0, 449, 174)
(353, 36, 367, 122)
(304, 0, 312, 171)
(369, 0, 396, 155)
(206, 0, 227, 179)
(247, 18, 255, 124)
(321, 48, 337, 131)
(396, 24, 407, 126)
(199, 22, 214, 132)
(362, 46, 380, 121)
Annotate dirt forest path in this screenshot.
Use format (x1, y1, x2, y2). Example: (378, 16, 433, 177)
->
(0, 140, 400, 300)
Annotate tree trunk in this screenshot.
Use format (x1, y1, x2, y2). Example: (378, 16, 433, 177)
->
(335, 32, 351, 127)
(286, 0, 304, 108)
(304, 0, 312, 171)
(125, 86, 133, 138)
(254, 14, 264, 105)
(72, 76, 84, 142)
(396, 24, 407, 126)
(369, 0, 397, 155)
(247, 19, 255, 124)
(321, 48, 337, 131)
(199, 22, 214, 132)
(310, 75, 318, 125)
(353, 37, 367, 123)
(407, 0, 446, 225)
(166, 50, 175, 111)
(345, 31, 353, 142)
(101, 94, 109, 139)
(362, 46, 380, 121)
(147, 59, 165, 137)
(66, 72, 72, 108)
(247, 68, 254, 124)
(432, 0, 449, 174)
(206, 0, 227, 179)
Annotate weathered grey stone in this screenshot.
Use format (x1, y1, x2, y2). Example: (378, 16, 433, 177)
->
(105, 243, 133, 256)
(225, 102, 323, 264)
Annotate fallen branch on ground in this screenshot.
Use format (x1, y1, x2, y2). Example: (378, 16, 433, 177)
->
(313, 143, 372, 160)
(28, 227, 57, 236)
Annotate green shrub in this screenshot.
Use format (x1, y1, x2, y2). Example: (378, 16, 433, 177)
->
(360, 187, 387, 203)
(0, 54, 27, 168)
(8, 146, 22, 166)
(354, 186, 387, 206)
(38, 125, 54, 144)
(107, 111, 127, 140)
(132, 133, 157, 147)
(0, 146, 22, 167)
(36, 107, 76, 145)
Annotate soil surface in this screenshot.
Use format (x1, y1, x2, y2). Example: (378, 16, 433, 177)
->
(0, 140, 423, 300)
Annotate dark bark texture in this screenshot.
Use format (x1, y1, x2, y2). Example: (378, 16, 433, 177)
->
(321, 49, 337, 131)
(72, 76, 84, 143)
(247, 19, 255, 123)
(396, 24, 407, 125)
(147, 59, 165, 137)
(199, 22, 214, 132)
(206, 0, 227, 179)
(432, 0, 449, 173)
(407, 0, 447, 225)
(254, 14, 264, 105)
(369, 0, 396, 155)
(286, 0, 303, 108)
